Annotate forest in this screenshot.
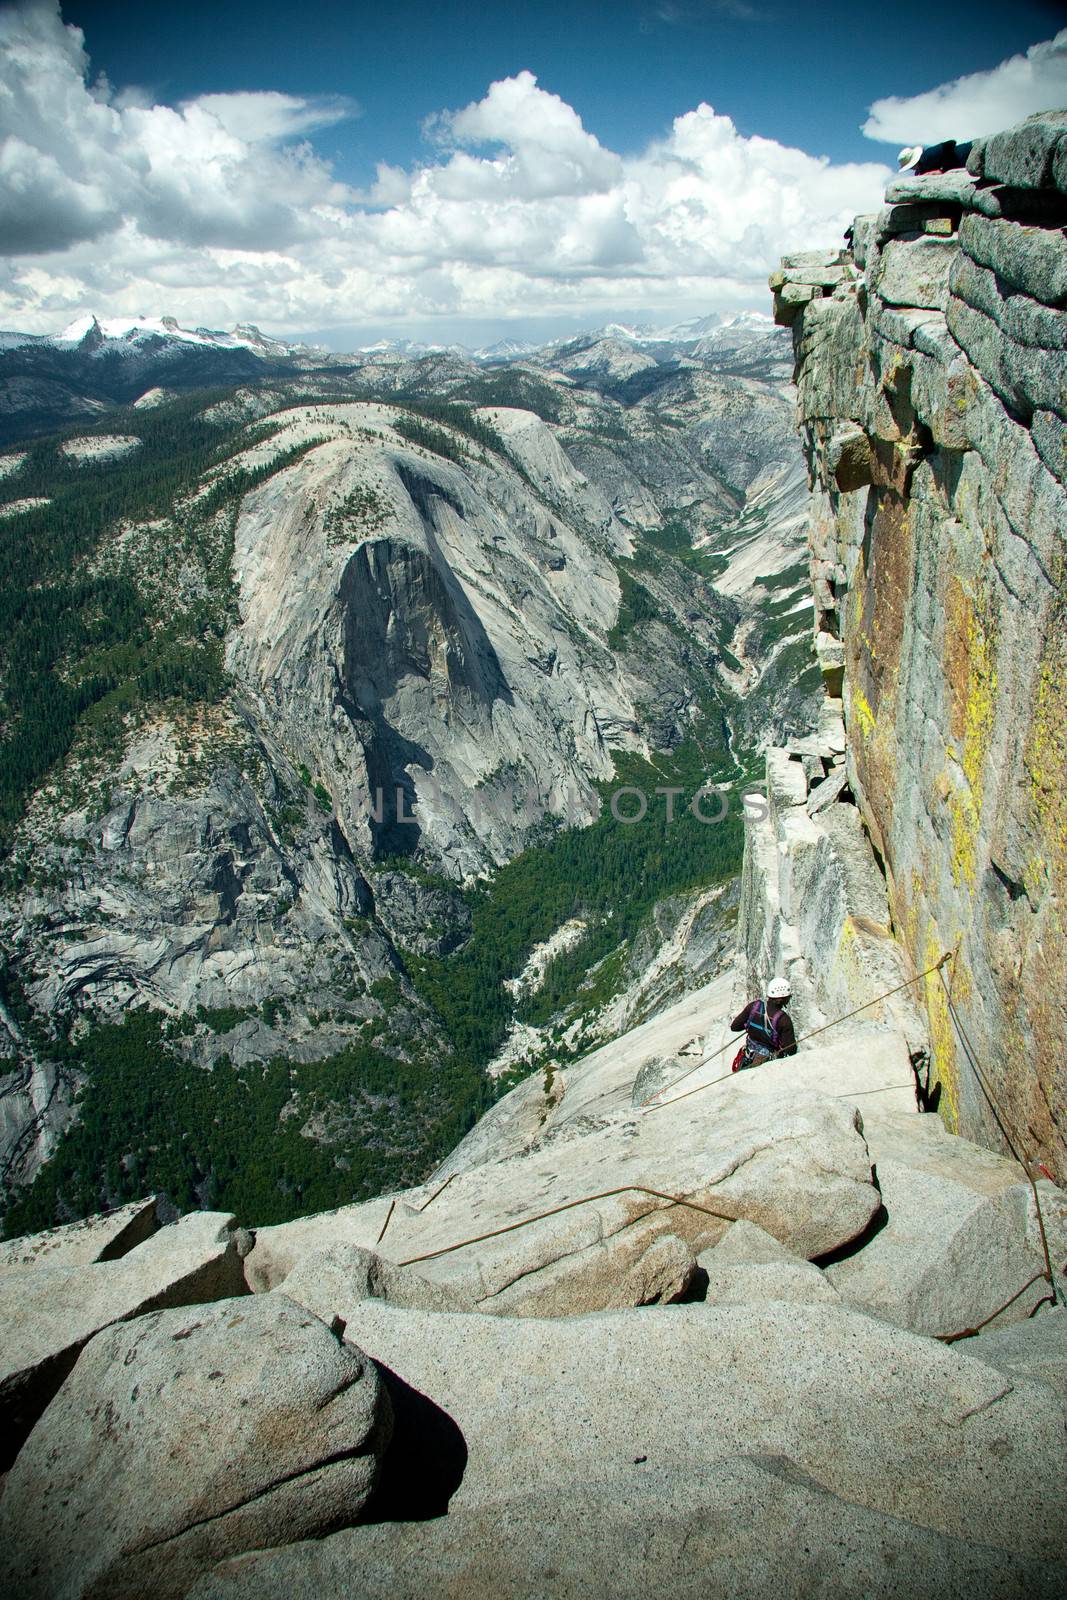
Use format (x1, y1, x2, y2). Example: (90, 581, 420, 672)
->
(2, 736, 747, 1236)
(0, 400, 323, 841)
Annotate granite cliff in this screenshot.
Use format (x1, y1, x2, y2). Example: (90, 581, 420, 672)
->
(0, 327, 814, 1217)
(770, 111, 1067, 1180)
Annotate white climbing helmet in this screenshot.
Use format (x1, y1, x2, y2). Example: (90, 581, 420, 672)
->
(767, 976, 792, 1000)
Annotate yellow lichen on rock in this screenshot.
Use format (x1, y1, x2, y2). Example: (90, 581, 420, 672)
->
(946, 783, 979, 891)
(1025, 606, 1067, 890)
(851, 685, 876, 742)
(924, 928, 961, 1131)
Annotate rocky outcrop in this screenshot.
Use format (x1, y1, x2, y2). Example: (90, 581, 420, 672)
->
(244, 1032, 884, 1312)
(771, 112, 1067, 1178)
(737, 711, 928, 1057)
(189, 1299, 1067, 1598)
(0, 1195, 158, 1271)
(0, 1211, 248, 1466)
(0, 948, 1063, 1593)
(280, 1242, 470, 1315)
(0, 1294, 390, 1600)
(189, 1467, 1067, 1600)
(825, 1110, 1067, 1336)
(963, 1304, 1067, 1400)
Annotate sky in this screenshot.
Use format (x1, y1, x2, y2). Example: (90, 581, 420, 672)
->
(2, 0, 1067, 347)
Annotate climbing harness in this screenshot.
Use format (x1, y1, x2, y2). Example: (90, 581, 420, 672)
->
(735, 997, 784, 1069)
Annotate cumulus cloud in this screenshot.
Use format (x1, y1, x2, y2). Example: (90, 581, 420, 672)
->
(863, 29, 1067, 145)
(0, 0, 357, 254)
(0, 0, 891, 337)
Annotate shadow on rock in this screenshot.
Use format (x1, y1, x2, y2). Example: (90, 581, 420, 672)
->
(361, 1362, 468, 1522)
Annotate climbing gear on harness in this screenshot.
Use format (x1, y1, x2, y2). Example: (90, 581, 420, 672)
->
(740, 997, 783, 1067)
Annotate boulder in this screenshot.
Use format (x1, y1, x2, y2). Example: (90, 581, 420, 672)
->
(982, 112, 1067, 191)
(703, 1218, 795, 1263)
(698, 1259, 840, 1307)
(246, 1083, 880, 1316)
(206, 1299, 1067, 1563)
(964, 1306, 1067, 1401)
(0, 1197, 159, 1272)
(883, 170, 978, 208)
(189, 1457, 1067, 1600)
(0, 1293, 391, 1600)
(826, 1114, 1064, 1337)
(722, 1030, 918, 1132)
(0, 1211, 247, 1467)
(280, 1242, 471, 1316)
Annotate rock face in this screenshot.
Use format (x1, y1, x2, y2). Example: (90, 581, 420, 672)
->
(190, 1299, 1067, 1598)
(0, 1294, 391, 1600)
(245, 1050, 883, 1313)
(825, 1111, 1066, 1337)
(1, 902, 1064, 1595)
(0, 1211, 247, 1466)
(737, 719, 928, 1057)
(190, 1464, 1067, 1600)
(771, 112, 1067, 1179)
(280, 1242, 470, 1315)
(965, 1304, 1067, 1400)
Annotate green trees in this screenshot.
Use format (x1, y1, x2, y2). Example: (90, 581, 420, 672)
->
(408, 742, 744, 1069)
(1, 1010, 492, 1236)
(0, 404, 324, 842)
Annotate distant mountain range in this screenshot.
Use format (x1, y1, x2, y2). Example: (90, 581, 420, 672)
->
(0, 309, 786, 446)
(1, 309, 776, 366)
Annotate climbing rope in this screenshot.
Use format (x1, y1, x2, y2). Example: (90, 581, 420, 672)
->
(645, 954, 953, 1112)
(394, 1183, 739, 1269)
(370, 949, 1059, 1339)
(935, 955, 1060, 1314)
(938, 1273, 1055, 1343)
(376, 1170, 459, 1245)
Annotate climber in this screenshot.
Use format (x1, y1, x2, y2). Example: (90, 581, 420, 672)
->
(730, 978, 797, 1071)
(897, 140, 974, 175)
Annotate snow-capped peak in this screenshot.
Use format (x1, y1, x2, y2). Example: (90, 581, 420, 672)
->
(52, 314, 301, 357)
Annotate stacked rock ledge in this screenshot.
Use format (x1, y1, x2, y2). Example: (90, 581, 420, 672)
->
(770, 110, 1067, 1179)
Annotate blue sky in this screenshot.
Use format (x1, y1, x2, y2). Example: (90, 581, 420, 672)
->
(64, 0, 1067, 175)
(4, 0, 1067, 344)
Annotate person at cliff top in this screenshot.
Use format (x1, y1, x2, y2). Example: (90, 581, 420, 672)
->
(897, 140, 974, 175)
(729, 978, 797, 1071)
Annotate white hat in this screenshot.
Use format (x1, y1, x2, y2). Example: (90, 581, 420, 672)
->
(767, 976, 792, 999)
(897, 146, 922, 171)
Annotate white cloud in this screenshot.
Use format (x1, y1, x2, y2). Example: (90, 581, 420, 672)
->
(0, 0, 357, 255)
(0, 1, 892, 338)
(863, 30, 1067, 145)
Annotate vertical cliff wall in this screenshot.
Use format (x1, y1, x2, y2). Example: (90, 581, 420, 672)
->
(771, 112, 1067, 1179)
